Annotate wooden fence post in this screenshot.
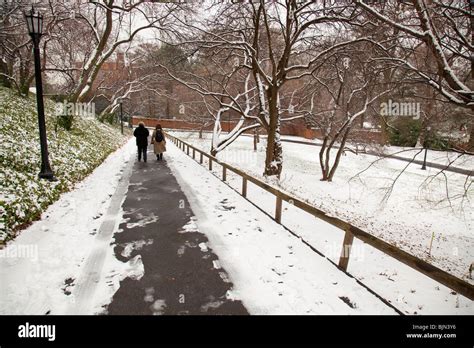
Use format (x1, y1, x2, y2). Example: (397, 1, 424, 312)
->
(193, 148, 195, 159)
(338, 227, 354, 271)
(200, 152, 203, 164)
(242, 177, 247, 197)
(187, 145, 189, 155)
(209, 157, 213, 170)
(275, 196, 282, 223)
(222, 166, 227, 181)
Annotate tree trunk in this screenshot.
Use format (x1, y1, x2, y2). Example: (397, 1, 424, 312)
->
(263, 89, 283, 177)
(415, 128, 426, 148)
(326, 127, 351, 181)
(264, 124, 283, 177)
(319, 124, 352, 182)
(319, 136, 329, 180)
(253, 128, 257, 151)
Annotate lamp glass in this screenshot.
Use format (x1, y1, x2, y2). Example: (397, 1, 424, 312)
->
(25, 13, 33, 34)
(25, 8, 43, 36)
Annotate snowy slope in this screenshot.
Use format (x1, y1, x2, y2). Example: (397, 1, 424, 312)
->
(0, 87, 129, 242)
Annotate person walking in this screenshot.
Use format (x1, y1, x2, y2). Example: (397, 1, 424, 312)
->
(133, 122, 149, 162)
(151, 124, 167, 161)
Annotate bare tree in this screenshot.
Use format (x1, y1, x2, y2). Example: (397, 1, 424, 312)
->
(355, 0, 473, 110)
(160, 0, 372, 177)
(66, 0, 184, 104)
(302, 48, 392, 181)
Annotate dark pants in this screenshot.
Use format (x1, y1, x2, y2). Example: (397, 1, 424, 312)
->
(156, 153, 163, 160)
(137, 144, 147, 162)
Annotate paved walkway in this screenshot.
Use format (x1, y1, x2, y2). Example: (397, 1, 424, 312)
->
(106, 146, 248, 315)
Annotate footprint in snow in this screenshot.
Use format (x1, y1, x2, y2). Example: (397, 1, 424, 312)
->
(62, 277, 75, 296)
(150, 299, 166, 315)
(144, 287, 155, 303)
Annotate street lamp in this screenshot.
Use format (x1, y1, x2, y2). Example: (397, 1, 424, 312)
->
(421, 126, 431, 170)
(25, 7, 56, 181)
(117, 98, 124, 135)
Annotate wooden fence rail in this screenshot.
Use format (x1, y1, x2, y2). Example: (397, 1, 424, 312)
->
(166, 133, 474, 301)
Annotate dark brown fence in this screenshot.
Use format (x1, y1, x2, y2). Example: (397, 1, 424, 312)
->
(167, 133, 474, 301)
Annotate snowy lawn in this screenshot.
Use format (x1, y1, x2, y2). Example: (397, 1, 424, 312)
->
(0, 87, 129, 242)
(0, 139, 138, 315)
(383, 146, 474, 171)
(169, 131, 473, 309)
(242, 133, 474, 171)
(167, 140, 472, 314)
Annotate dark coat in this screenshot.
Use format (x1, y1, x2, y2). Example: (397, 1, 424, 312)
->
(133, 125, 149, 147)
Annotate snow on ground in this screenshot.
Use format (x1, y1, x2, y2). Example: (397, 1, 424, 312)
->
(384, 146, 474, 171)
(0, 131, 470, 315)
(170, 131, 473, 283)
(243, 132, 474, 171)
(168, 131, 473, 314)
(166, 143, 399, 314)
(209, 130, 473, 171)
(0, 139, 137, 315)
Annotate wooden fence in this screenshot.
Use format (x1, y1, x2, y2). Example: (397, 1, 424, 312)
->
(166, 133, 474, 301)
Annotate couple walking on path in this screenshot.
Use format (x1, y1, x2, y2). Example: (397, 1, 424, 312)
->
(133, 122, 167, 162)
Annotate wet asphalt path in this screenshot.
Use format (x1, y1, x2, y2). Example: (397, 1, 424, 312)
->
(106, 145, 248, 315)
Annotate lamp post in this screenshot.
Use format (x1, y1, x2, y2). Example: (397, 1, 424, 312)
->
(120, 100, 124, 135)
(421, 126, 431, 170)
(25, 7, 56, 181)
